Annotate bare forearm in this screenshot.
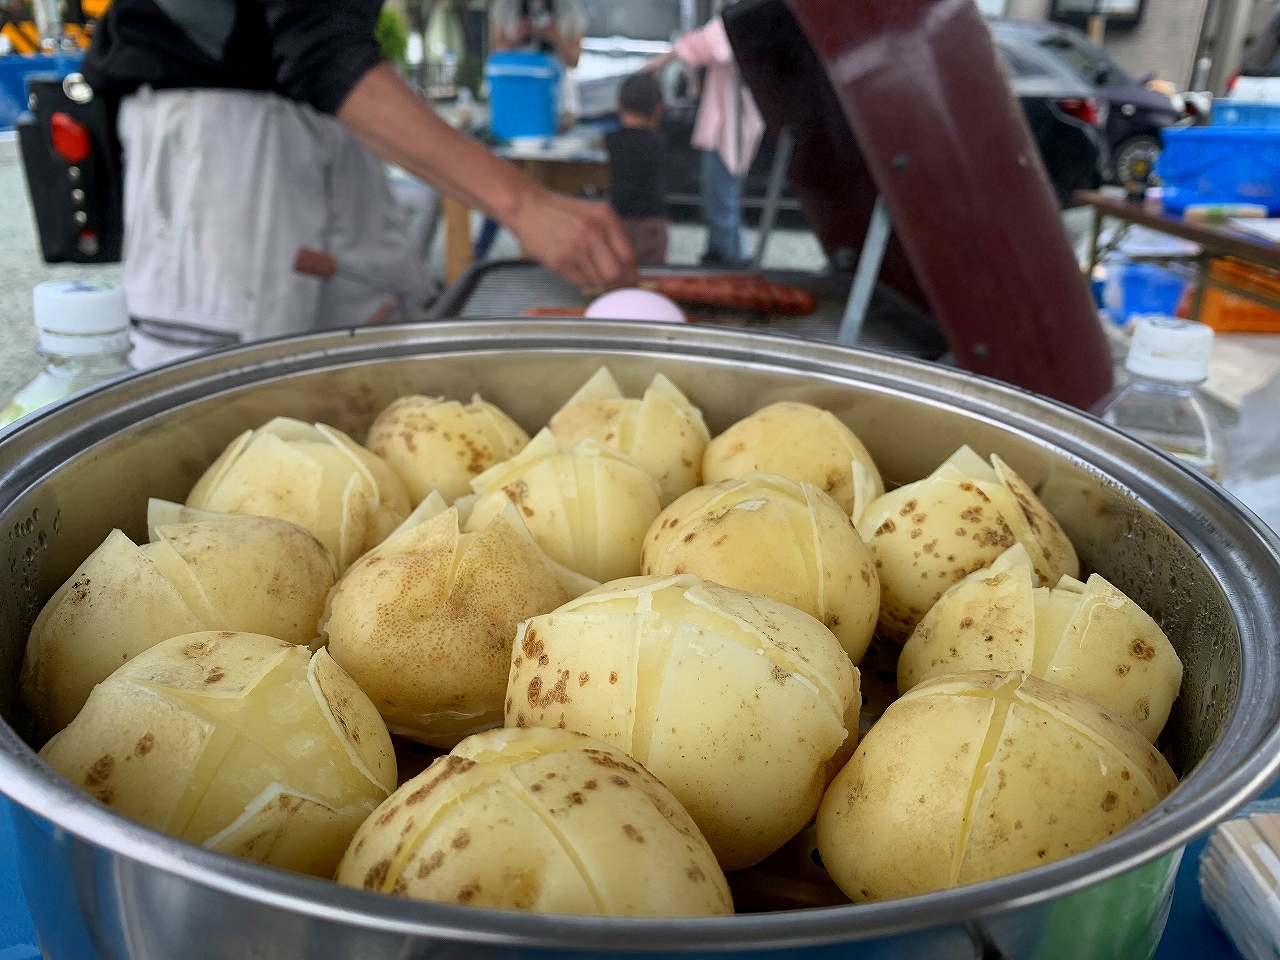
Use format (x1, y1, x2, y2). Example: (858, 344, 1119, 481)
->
(336, 64, 536, 224)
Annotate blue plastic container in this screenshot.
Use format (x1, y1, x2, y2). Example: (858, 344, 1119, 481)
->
(0, 52, 82, 131)
(1212, 101, 1280, 128)
(1102, 262, 1188, 326)
(1157, 126, 1280, 215)
(484, 52, 561, 142)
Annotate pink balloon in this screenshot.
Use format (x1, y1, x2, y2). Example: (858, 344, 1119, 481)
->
(584, 289, 686, 323)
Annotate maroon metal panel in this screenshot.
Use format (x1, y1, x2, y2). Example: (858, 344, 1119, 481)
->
(728, 0, 1113, 409)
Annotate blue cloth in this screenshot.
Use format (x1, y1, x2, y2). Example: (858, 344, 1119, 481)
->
(700, 148, 743, 265)
(474, 217, 501, 261)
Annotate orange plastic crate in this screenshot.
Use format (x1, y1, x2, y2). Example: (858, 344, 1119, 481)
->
(1193, 258, 1280, 333)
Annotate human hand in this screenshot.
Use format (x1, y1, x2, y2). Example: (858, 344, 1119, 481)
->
(511, 189, 638, 291)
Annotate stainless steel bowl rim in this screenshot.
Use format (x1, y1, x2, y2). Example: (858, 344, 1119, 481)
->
(0, 319, 1277, 951)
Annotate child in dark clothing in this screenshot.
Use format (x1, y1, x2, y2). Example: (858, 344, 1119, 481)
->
(605, 72, 669, 266)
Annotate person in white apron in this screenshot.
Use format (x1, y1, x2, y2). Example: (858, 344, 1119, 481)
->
(83, 0, 635, 368)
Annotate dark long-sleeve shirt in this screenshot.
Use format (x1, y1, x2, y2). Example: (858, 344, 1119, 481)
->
(82, 0, 383, 115)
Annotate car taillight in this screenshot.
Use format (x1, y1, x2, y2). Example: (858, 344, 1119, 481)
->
(1227, 68, 1241, 93)
(1058, 97, 1101, 127)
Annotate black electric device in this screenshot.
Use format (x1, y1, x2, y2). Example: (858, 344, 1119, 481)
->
(16, 72, 123, 264)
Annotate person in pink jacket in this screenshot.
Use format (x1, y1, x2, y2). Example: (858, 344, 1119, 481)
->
(647, 6, 764, 266)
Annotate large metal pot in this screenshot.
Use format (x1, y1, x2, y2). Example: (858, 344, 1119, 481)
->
(0, 321, 1277, 960)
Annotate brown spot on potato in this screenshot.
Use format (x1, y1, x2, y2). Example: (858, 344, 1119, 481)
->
(682, 532, 697, 543)
(875, 519, 896, 536)
(622, 824, 645, 843)
(959, 506, 983, 523)
(861, 568, 871, 585)
(1121, 769, 1131, 781)
(1135, 697, 1150, 721)
(770, 665, 790, 685)
(456, 883, 480, 903)
(898, 500, 918, 517)
(1130, 639, 1155, 661)
(406, 756, 477, 806)
(84, 754, 114, 787)
(452, 830, 470, 849)
(583, 779, 598, 790)
(1101, 791, 1119, 812)
(912, 513, 928, 525)
(204, 667, 226, 685)
(955, 528, 967, 537)
(686, 864, 706, 882)
(611, 775, 630, 787)
(1115, 663, 1130, 677)
(365, 859, 392, 889)
(133, 733, 154, 757)
(910, 528, 923, 540)
(528, 670, 572, 707)
(585, 750, 639, 774)
(416, 851, 444, 880)
(578, 671, 590, 686)
(566, 791, 586, 806)
(521, 629, 544, 660)
(960, 617, 974, 629)
(609, 671, 618, 684)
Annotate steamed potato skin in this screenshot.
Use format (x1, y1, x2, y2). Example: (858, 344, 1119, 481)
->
(816, 671, 1177, 902)
(336, 728, 733, 916)
(701, 402, 883, 515)
(505, 574, 857, 871)
(20, 516, 336, 734)
(898, 549, 1183, 743)
(186, 418, 409, 572)
(365, 396, 529, 507)
(324, 508, 574, 746)
(40, 632, 395, 877)
(642, 474, 879, 664)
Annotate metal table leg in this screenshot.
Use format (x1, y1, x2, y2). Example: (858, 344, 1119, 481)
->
(750, 126, 795, 269)
(837, 193, 892, 346)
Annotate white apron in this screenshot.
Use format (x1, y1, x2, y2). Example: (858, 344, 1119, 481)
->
(118, 87, 435, 368)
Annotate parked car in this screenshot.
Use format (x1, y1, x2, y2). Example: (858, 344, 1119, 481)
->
(989, 25, 1107, 207)
(991, 19, 1182, 185)
(573, 0, 681, 120)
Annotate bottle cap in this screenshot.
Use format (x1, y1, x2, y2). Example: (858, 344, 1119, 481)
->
(32, 281, 132, 356)
(1124, 315, 1213, 383)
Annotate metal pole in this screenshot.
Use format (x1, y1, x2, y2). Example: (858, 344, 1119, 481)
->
(735, 69, 746, 266)
(1087, 0, 1106, 46)
(751, 126, 795, 269)
(837, 194, 892, 347)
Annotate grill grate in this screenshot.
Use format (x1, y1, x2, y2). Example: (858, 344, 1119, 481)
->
(433, 262, 947, 359)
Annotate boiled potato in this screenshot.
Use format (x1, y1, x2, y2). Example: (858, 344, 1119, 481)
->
(186, 417, 411, 572)
(41, 631, 396, 878)
(324, 492, 596, 747)
(642, 473, 879, 664)
(898, 544, 1182, 742)
(701, 401, 883, 515)
(855, 446, 1080, 642)
(365, 394, 529, 507)
(20, 515, 336, 733)
(465, 429, 661, 582)
(506, 574, 859, 870)
(816, 670, 1177, 902)
(549, 367, 710, 506)
(336, 727, 733, 916)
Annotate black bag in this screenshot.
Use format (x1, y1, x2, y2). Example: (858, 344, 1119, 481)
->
(16, 73, 123, 264)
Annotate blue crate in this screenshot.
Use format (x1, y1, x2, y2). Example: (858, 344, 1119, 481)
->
(484, 52, 561, 142)
(1157, 126, 1280, 215)
(1212, 101, 1280, 127)
(0, 52, 82, 131)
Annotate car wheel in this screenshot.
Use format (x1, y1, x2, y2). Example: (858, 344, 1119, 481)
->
(1113, 134, 1163, 185)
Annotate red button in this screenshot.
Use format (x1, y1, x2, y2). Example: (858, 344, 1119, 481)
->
(50, 112, 92, 164)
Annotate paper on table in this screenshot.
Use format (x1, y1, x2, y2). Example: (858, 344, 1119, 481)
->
(1229, 219, 1280, 244)
(1204, 335, 1280, 410)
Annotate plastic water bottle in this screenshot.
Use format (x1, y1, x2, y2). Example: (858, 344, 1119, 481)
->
(1092, 316, 1228, 481)
(0, 281, 133, 429)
